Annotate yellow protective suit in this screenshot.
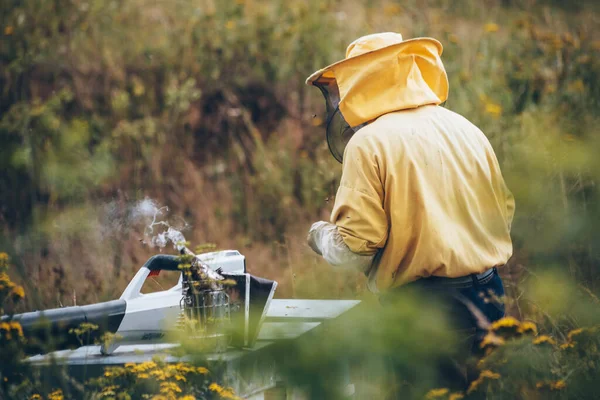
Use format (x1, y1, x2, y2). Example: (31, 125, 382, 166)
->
(307, 33, 515, 291)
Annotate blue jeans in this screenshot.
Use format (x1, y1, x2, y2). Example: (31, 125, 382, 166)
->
(383, 269, 506, 392)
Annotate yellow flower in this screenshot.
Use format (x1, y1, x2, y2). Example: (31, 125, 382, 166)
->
(485, 103, 502, 118)
(480, 332, 505, 350)
(491, 316, 520, 331)
(484, 23, 499, 33)
(209, 382, 224, 394)
(11, 285, 25, 299)
(48, 389, 64, 400)
(160, 381, 182, 394)
(537, 380, 567, 391)
(533, 335, 556, 346)
(150, 369, 167, 380)
(425, 388, 449, 399)
(175, 374, 187, 382)
(9, 321, 23, 337)
(196, 366, 209, 374)
(480, 370, 500, 379)
(29, 395, 42, 400)
(178, 396, 196, 400)
(551, 380, 566, 390)
(449, 394, 464, 400)
(225, 20, 236, 30)
(567, 328, 584, 341)
(467, 370, 500, 394)
(138, 373, 150, 379)
(518, 321, 537, 335)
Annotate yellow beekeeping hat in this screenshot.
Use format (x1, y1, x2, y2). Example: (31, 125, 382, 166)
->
(306, 32, 449, 127)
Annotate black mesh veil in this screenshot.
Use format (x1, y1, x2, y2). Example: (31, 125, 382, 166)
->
(314, 78, 355, 163)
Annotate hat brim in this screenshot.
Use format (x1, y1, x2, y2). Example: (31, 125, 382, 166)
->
(305, 37, 443, 86)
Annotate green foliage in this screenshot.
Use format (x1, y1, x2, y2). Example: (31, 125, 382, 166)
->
(0, 0, 599, 396)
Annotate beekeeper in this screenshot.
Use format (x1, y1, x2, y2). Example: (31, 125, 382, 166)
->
(306, 32, 514, 336)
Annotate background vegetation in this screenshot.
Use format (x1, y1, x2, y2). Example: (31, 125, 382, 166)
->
(1, 0, 599, 398)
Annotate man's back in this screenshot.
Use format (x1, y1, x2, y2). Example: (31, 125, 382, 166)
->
(331, 105, 514, 291)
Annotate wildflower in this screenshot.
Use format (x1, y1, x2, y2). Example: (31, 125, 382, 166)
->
(485, 103, 502, 118)
(178, 396, 196, 400)
(425, 388, 449, 399)
(490, 316, 519, 332)
(484, 23, 499, 33)
(150, 369, 167, 380)
(533, 335, 556, 346)
(48, 389, 64, 400)
(467, 370, 500, 394)
(11, 322, 22, 337)
(225, 20, 236, 30)
(518, 321, 538, 335)
(11, 285, 25, 299)
(175, 374, 187, 382)
(567, 328, 584, 341)
(480, 332, 505, 350)
(552, 380, 566, 390)
(449, 393, 465, 400)
(196, 366, 209, 374)
(30, 395, 42, 400)
(99, 385, 119, 397)
(209, 382, 224, 394)
(138, 373, 150, 379)
(10, 321, 21, 332)
(160, 382, 182, 394)
(537, 380, 567, 391)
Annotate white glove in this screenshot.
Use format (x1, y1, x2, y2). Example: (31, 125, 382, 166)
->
(307, 221, 374, 271)
(307, 221, 330, 255)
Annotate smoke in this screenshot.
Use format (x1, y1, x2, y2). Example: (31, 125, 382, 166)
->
(101, 197, 190, 251)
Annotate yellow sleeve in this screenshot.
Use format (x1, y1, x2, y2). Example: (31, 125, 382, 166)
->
(330, 134, 388, 255)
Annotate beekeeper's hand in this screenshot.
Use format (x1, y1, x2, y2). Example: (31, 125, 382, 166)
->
(307, 221, 374, 271)
(307, 221, 330, 255)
